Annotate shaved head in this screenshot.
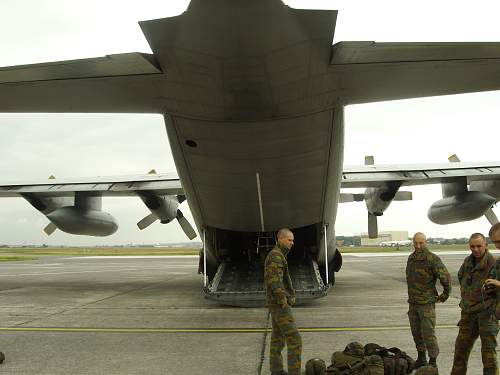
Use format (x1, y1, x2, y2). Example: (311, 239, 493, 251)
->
(277, 228, 294, 250)
(413, 232, 426, 241)
(469, 232, 488, 258)
(489, 223, 500, 238)
(413, 232, 427, 252)
(469, 232, 486, 243)
(277, 228, 293, 240)
(490, 223, 500, 250)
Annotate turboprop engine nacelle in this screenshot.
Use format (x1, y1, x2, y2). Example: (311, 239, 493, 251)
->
(136, 192, 197, 239)
(46, 206, 118, 236)
(364, 185, 401, 215)
(428, 191, 496, 225)
(138, 193, 179, 223)
(363, 182, 412, 238)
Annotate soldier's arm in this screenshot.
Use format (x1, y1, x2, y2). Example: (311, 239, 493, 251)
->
(484, 259, 500, 290)
(457, 262, 464, 283)
(435, 257, 452, 302)
(265, 253, 288, 306)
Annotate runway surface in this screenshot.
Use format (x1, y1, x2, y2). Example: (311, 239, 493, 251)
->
(0, 251, 488, 374)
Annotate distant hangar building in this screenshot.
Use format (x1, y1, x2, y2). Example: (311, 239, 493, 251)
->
(360, 231, 409, 246)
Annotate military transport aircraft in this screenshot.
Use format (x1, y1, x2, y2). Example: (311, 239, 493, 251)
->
(1, 0, 500, 306)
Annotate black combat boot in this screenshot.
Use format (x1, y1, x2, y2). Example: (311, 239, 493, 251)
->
(415, 351, 427, 368)
(429, 357, 437, 367)
(271, 371, 288, 375)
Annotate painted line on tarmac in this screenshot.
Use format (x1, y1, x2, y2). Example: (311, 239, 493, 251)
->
(69, 256, 199, 259)
(0, 325, 458, 334)
(0, 269, 188, 277)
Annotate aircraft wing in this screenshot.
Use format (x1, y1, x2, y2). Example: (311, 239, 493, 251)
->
(341, 161, 500, 188)
(330, 42, 500, 104)
(3, 161, 497, 197)
(0, 173, 183, 197)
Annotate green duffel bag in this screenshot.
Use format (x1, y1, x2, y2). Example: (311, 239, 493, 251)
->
(325, 342, 384, 375)
(306, 358, 327, 375)
(364, 343, 415, 375)
(364, 354, 385, 375)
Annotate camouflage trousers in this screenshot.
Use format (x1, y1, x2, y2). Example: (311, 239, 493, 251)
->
(408, 303, 439, 358)
(451, 310, 499, 375)
(269, 305, 302, 375)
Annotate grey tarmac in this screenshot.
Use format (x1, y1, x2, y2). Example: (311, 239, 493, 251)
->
(0, 252, 485, 374)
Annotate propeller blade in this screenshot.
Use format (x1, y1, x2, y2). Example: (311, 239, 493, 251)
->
(176, 210, 197, 240)
(394, 191, 413, 201)
(43, 222, 57, 236)
(368, 212, 378, 239)
(485, 208, 499, 225)
(339, 193, 365, 203)
(137, 213, 158, 230)
(339, 193, 354, 203)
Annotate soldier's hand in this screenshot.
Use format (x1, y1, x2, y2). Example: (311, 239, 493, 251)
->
(278, 298, 288, 309)
(287, 295, 296, 306)
(485, 279, 500, 290)
(437, 294, 448, 303)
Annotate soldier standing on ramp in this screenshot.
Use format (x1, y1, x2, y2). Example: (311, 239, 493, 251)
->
(264, 228, 302, 375)
(451, 232, 499, 375)
(406, 232, 451, 370)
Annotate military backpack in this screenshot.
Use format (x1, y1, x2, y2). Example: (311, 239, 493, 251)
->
(364, 343, 415, 375)
(305, 342, 384, 375)
(305, 342, 414, 375)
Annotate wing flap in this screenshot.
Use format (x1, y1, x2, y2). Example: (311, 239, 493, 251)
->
(341, 162, 500, 188)
(0, 174, 183, 197)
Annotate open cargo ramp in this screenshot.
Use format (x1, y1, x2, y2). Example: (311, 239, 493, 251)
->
(205, 257, 329, 307)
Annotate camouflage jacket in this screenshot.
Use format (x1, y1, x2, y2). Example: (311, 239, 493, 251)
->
(489, 258, 500, 317)
(264, 243, 295, 307)
(406, 247, 451, 305)
(458, 250, 496, 313)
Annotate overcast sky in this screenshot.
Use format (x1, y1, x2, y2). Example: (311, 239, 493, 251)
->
(0, 0, 499, 245)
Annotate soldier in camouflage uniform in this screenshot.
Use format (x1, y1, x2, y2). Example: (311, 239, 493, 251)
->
(406, 232, 451, 370)
(485, 223, 500, 290)
(264, 228, 302, 375)
(451, 233, 499, 375)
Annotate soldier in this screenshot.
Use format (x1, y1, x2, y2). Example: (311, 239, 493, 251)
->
(264, 228, 302, 375)
(451, 233, 499, 375)
(484, 222, 500, 290)
(406, 232, 451, 370)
